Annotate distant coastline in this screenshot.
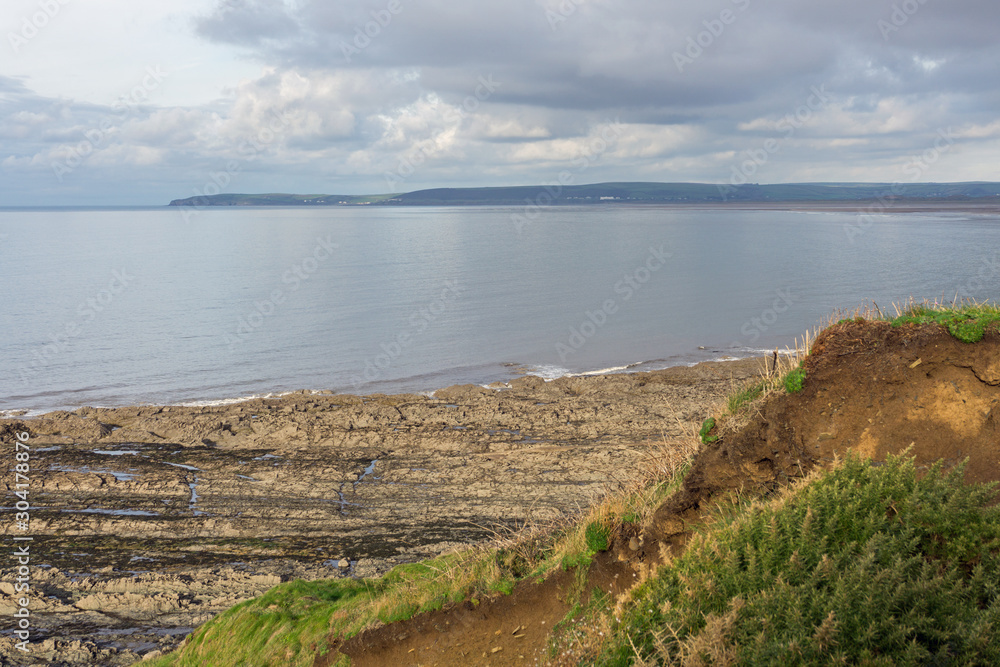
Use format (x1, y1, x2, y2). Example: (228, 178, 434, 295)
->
(167, 181, 1000, 209)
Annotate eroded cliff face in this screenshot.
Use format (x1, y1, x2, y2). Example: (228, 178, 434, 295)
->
(645, 323, 1000, 561)
(0, 358, 758, 665)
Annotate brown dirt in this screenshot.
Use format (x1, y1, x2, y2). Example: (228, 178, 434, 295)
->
(338, 554, 632, 667)
(339, 323, 1000, 666)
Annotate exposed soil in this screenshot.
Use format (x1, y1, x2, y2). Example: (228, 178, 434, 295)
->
(338, 553, 633, 667)
(341, 323, 1000, 667)
(0, 358, 762, 666)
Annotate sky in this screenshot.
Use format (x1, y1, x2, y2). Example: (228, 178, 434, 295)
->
(2, 0, 1000, 205)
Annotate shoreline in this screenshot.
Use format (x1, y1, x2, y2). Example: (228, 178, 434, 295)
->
(2, 349, 787, 419)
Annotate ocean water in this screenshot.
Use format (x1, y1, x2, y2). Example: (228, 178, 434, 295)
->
(2, 205, 998, 414)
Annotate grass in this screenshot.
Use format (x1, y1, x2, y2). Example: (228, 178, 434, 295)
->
(140, 542, 550, 666)
(833, 298, 1000, 344)
(585, 522, 612, 554)
(705, 329, 815, 440)
(593, 453, 1000, 666)
(725, 384, 764, 416)
(188, 450, 996, 667)
(143, 533, 584, 667)
(887, 300, 1000, 343)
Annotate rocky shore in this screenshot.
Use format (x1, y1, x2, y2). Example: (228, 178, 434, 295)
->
(0, 359, 763, 665)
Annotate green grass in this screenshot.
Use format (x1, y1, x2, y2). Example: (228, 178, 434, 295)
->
(725, 382, 766, 415)
(887, 301, 1000, 343)
(594, 453, 1000, 666)
(139, 547, 544, 666)
(837, 300, 1000, 343)
(713, 301, 999, 440)
(705, 352, 807, 443)
(585, 521, 612, 553)
(142, 547, 544, 666)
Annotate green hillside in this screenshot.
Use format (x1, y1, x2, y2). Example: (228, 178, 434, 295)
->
(168, 182, 1000, 207)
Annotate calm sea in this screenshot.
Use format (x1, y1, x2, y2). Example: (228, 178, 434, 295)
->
(2, 205, 998, 414)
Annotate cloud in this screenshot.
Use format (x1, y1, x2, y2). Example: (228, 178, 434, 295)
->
(195, 0, 303, 47)
(3, 1, 1000, 204)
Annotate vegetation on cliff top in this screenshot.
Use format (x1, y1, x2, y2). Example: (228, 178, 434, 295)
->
(886, 300, 1000, 343)
(595, 454, 1000, 666)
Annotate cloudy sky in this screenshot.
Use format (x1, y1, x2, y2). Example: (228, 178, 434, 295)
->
(2, 0, 999, 205)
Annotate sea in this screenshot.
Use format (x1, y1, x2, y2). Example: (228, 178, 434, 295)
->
(2, 205, 998, 415)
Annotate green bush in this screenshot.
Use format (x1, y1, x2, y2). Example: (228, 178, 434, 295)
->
(699, 417, 718, 444)
(784, 366, 806, 393)
(948, 318, 987, 343)
(597, 454, 1000, 666)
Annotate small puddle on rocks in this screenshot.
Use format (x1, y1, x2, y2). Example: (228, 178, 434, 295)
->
(335, 490, 363, 514)
(163, 463, 207, 516)
(50, 465, 138, 482)
(333, 460, 381, 515)
(354, 459, 379, 488)
(93, 626, 194, 654)
(188, 477, 209, 516)
(62, 509, 160, 517)
(164, 462, 200, 472)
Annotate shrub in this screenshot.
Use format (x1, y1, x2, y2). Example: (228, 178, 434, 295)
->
(699, 417, 718, 444)
(597, 454, 1000, 666)
(784, 366, 806, 393)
